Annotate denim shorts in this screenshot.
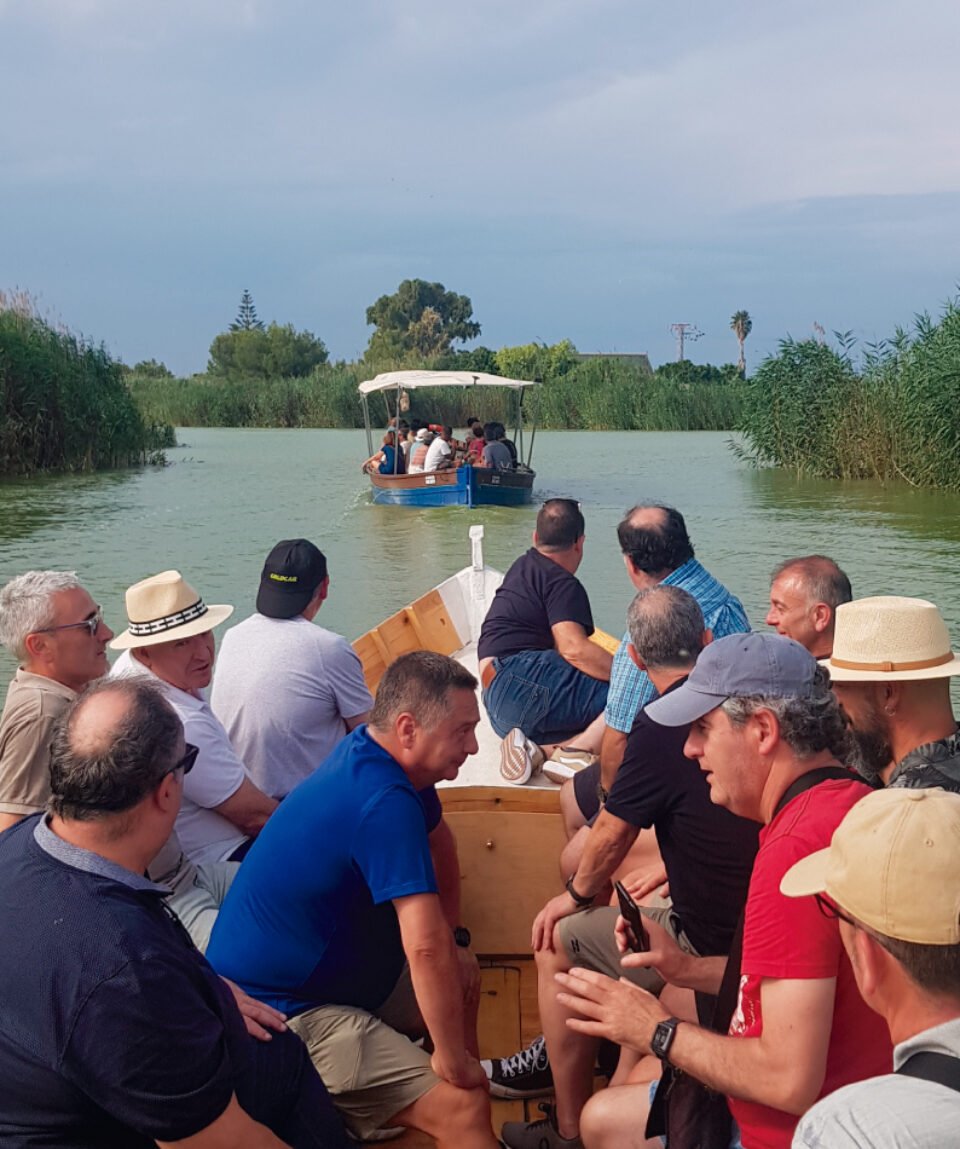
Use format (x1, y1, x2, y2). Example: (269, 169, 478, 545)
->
(481, 648, 609, 744)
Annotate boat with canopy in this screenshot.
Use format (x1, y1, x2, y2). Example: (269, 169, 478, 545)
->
(358, 370, 541, 507)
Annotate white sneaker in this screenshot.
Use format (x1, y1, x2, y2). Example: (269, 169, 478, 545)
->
(542, 747, 599, 784)
(499, 728, 545, 785)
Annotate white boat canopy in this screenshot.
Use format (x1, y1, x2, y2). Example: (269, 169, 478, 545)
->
(358, 370, 540, 395)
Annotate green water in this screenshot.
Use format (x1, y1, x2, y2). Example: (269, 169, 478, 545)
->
(1, 429, 959, 684)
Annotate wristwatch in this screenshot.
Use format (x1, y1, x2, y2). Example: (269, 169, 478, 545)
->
(651, 1017, 681, 1063)
(565, 875, 596, 910)
(453, 926, 472, 948)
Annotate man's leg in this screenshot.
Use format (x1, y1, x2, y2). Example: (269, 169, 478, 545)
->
(393, 1080, 497, 1149)
(484, 651, 608, 747)
(579, 1081, 662, 1149)
(165, 860, 239, 953)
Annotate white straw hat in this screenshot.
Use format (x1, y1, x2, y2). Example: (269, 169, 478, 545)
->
(821, 596, 960, 682)
(110, 570, 234, 650)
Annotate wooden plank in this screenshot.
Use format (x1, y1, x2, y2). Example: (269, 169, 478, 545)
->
(405, 589, 462, 656)
(590, 627, 620, 655)
(440, 786, 560, 816)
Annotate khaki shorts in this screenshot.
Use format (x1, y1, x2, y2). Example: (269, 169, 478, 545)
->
(288, 966, 439, 1140)
(557, 904, 699, 997)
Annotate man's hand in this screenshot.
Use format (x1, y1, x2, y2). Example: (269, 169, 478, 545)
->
(221, 977, 287, 1042)
(532, 891, 582, 952)
(430, 1050, 490, 1091)
(555, 968, 668, 1054)
(619, 863, 669, 904)
(615, 912, 690, 986)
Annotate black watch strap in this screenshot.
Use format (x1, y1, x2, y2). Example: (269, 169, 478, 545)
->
(565, 875, 596, 909)
(453, 926, 471, 948)
(651, 1017, 681, 1063)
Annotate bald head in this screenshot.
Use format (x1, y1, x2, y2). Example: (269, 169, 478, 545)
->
(49, 678, 183, 822)
(627, 584, 705, 671)
(618, 504, 694, 581)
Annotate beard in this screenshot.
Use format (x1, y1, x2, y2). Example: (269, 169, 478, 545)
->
(846, 721, 894, 781)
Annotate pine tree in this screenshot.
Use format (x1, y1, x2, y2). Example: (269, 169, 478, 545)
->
(230, 289, 265, 332)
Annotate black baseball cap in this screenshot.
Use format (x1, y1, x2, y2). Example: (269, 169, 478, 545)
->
(256, 539, 328, 619)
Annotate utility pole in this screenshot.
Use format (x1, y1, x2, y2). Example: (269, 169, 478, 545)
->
(670, 323, 703, 362)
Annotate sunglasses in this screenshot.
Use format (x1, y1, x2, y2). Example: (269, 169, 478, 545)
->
(815, 893, 856, 929)
(169, 743, 199, 778)
(34, 608, 105, 638)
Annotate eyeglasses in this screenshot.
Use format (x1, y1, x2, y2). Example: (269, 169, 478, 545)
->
(169, 743, 199, 778)
(815, 893, 856, 929)
(34, 608, 105, 638)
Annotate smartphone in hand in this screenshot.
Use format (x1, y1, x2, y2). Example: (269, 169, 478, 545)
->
(614, 880, 650, 953)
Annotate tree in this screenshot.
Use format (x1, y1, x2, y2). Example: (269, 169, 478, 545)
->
(365, 279, 480, 362)
(127, 359, 174, 379)
(731, 310, 753, 376)
(231, 289, 265, 332)
(208, 323, 328, 378)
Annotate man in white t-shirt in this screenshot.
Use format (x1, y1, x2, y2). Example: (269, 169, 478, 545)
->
(111, 570, 278, 865)
(424, 426, 455, 472)
(212, 539, 373, 799)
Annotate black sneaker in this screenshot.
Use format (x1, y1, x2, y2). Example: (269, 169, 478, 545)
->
(501, 1102, 583, 1149)
(481, 1035, 553, 1099)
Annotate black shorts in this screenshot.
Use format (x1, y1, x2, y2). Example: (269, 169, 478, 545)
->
(573, 761, 603, 822)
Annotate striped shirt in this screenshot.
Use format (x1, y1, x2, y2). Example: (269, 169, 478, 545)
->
(604, 558, 750, 733)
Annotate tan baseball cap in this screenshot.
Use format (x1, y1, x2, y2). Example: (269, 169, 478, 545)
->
(781, 787, 960, 945)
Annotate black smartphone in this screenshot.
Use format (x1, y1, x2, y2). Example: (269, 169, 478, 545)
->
(614, 880, 650, 953)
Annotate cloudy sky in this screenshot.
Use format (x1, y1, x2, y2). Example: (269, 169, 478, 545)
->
(2, 0, 958, 374)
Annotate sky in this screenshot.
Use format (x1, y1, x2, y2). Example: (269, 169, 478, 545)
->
(2, 0, 959, 375)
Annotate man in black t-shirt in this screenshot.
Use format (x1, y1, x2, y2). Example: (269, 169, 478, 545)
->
(494, 586, 758, 1140)
(0, 676, 348, 1149)
(477, 499, 612, 782)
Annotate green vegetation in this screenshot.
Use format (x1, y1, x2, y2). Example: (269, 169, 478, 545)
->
(730, 310, 752, 376)
(0, 295, 173, 476)
(206, 290, 328, 380)
(365, 279, 481, 364)
(736, 299, 960, 489)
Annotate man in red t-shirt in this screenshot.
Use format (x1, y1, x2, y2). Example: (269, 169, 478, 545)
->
(552, 633, 892, 1149)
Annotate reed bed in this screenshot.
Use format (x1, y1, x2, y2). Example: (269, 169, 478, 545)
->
(0, 298, 172, 476)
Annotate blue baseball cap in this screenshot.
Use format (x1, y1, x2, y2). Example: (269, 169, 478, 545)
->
(646, 632, 819, 727)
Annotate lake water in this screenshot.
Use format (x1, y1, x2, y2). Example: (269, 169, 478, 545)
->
(2, 428, 960, 686)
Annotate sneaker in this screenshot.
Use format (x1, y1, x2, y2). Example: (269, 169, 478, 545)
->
(501, 1103, 583, 1149)
(482, 1034, 553, 1098)
(499, 728, 545, 786)
(542, 747, 599, 785)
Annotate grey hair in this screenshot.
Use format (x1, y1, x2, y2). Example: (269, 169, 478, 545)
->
(0, 571, 84, 660)
(627, 584, 705, 671)
(49, 677, 183, 823)
(771, 556, 852, 612)
(721, 666, 851, 760)
(369, 651, 477, 732)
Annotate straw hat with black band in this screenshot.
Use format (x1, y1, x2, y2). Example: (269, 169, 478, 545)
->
(821, 596, 960, 683)
(110, 570, 234, 651)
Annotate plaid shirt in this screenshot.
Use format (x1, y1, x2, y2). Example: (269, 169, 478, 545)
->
(604, 558, 750, 733)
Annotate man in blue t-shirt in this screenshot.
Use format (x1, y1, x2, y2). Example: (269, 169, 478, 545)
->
(207, 652, 499, 1149)
(477, 498, 612, 783)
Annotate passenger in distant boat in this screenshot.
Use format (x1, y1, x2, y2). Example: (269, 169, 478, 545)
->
(382, 429, 407, 475)
(111, 570, 278, 866)
(0, 570, 236, 952)
(402, 419, 425, 463)
(0, 675, 349, 1149)
(478, 499, 611, 762)
(466, 422, 486, 463)
(424, 425, 456, 472)
(212, 539, 372, 799)
(823, 595, 960, 794)
(495, 422, 519, 469)
(786, 787, 960, 1149)
(552, 634, 891, 1149)
(207, 653, 500, 1149)
(479, 422, 513, 470)
(766, 555, 852, 658)
(486, 587, 759, 1106)
(408, 426, 433, 473)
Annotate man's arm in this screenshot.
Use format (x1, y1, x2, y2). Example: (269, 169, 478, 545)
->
(344, 711, 370, 733)
(599, 726, 628, 795)
(213, 778, 278, 838)
(551, 621, 613, 681)
(428, 816, 461, 928)
(559, 969, 837, 1115)
(157, 1095, 292, 1149)
(394, 892, 486, 1090)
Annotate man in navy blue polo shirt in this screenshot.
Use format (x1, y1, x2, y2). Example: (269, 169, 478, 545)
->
(0, 675, 348, 1149)
(477, 498, 612, 783)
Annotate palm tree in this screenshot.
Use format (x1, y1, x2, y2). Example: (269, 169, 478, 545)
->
(731, 310, 752, 376)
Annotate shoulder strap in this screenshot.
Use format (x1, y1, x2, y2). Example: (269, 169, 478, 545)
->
(898, 1051, 960, 1092)
(709, 765, 856, 1035)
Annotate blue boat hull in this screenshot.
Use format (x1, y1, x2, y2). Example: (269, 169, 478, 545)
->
(368, 465, 534, 507)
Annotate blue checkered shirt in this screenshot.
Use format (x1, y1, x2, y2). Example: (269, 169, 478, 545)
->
(604, 558, 750, 732)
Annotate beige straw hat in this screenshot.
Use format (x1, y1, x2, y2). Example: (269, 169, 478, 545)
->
(110, 570, 234, 650)
(821, 595, 960, 682)
(781, 787, 960, 944)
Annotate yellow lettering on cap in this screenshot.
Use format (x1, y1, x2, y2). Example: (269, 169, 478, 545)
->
(269, 574, 298, 583)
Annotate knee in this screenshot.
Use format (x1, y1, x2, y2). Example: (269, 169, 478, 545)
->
(444, 1083, 492, 1135)
(560, 827, 588, 876)
(560, 781, 585, 840)
(534, 931, 569, 974)
(580, 1087, 637, 1149)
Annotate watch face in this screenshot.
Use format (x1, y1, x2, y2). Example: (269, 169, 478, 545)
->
(453, 926, 471, 948)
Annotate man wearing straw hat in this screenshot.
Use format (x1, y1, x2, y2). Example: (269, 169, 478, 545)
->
(783, 787, 960, 1146)
(822, 596, 960, 793)
(111, 570, 278, 865)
